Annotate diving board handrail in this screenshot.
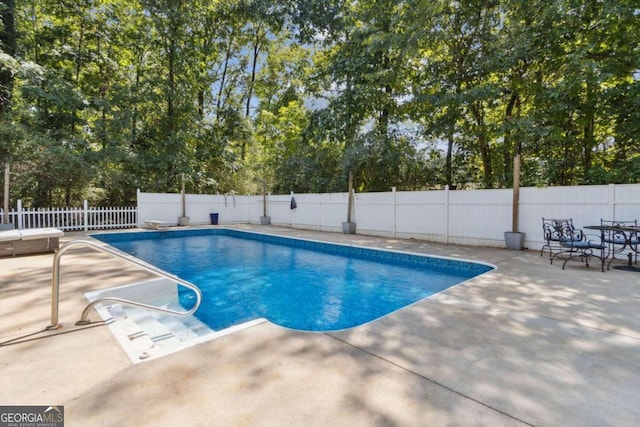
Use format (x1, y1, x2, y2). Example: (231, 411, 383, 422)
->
(47, 239, 202, 330)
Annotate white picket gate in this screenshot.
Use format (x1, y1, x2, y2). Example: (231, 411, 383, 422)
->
(0, 200, 137, 231)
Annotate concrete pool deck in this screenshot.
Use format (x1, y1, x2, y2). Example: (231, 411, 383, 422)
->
(1, 225, 639, 426)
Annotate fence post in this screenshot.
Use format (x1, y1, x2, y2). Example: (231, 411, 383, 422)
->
(608, 184, 616, 220)
(83, 200, 89, 231)
(392, 187, 397, 238)
(136, 188, 141, 228)
(444, 185, 450, 244)
(318, 193, 322, 232)
(17, 199, 23, 230)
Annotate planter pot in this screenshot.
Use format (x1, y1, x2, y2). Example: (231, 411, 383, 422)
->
(178, 216, 190, 226)
(260, 216, 271, 225)
(342, 222, 356, 234)
(504, 231, 525, 250)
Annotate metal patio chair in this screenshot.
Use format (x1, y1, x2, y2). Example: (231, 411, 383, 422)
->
(600, 219, 639, 268)
(550, 220, 607, 272)
(541, 218, 576, 259)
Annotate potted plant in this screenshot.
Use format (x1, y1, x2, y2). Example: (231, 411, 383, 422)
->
(259, 180, 271, 225)
(178, 174, 190, 226)
(342, 171, 356, 234)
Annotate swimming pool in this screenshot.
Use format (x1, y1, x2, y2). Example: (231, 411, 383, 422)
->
(92, 229, 494, 332)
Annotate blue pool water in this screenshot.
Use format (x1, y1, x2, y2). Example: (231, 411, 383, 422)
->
(92, 229, 493, 332)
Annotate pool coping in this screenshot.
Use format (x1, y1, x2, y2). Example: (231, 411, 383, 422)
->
(90, 226, 497, 271)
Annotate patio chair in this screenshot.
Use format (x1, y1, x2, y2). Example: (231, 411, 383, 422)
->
(600, 219, 639, 267)
(541, 218, 575, 259)
(550, 220, 607, 272)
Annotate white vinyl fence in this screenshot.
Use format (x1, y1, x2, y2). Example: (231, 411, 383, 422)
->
(1, 200, 137, 231)
(137, 184, 640, 251)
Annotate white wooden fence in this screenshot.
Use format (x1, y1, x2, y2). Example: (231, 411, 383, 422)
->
(1, 200, 137, 231)
(137, 184, 640, 251)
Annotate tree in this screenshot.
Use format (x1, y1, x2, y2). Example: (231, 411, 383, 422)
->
(2, 0, 639, 208)
(0, 0, 17, 220)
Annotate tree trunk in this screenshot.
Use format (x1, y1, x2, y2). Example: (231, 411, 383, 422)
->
(242, 28, 263, 160)
(582, 118, 595, 182)
(469, 101, 492, 188)
(378, 53, 392, 135)
(445, 128, 453, 187)
(504, 92, 518, 184)
(167, 39, 176, 133)
(512, 149, 520, 232)
(216, 32, 235, 116)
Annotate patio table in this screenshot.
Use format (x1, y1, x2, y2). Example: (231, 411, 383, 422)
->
(584, 225, 640, 272)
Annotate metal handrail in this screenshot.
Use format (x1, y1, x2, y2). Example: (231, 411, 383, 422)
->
(47, 239, 202, 330)
(224, 191, 236, 207)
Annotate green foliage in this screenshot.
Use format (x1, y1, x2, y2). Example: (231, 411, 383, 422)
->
(1, 0, 638, 207)
(0, 120, 24, 162)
